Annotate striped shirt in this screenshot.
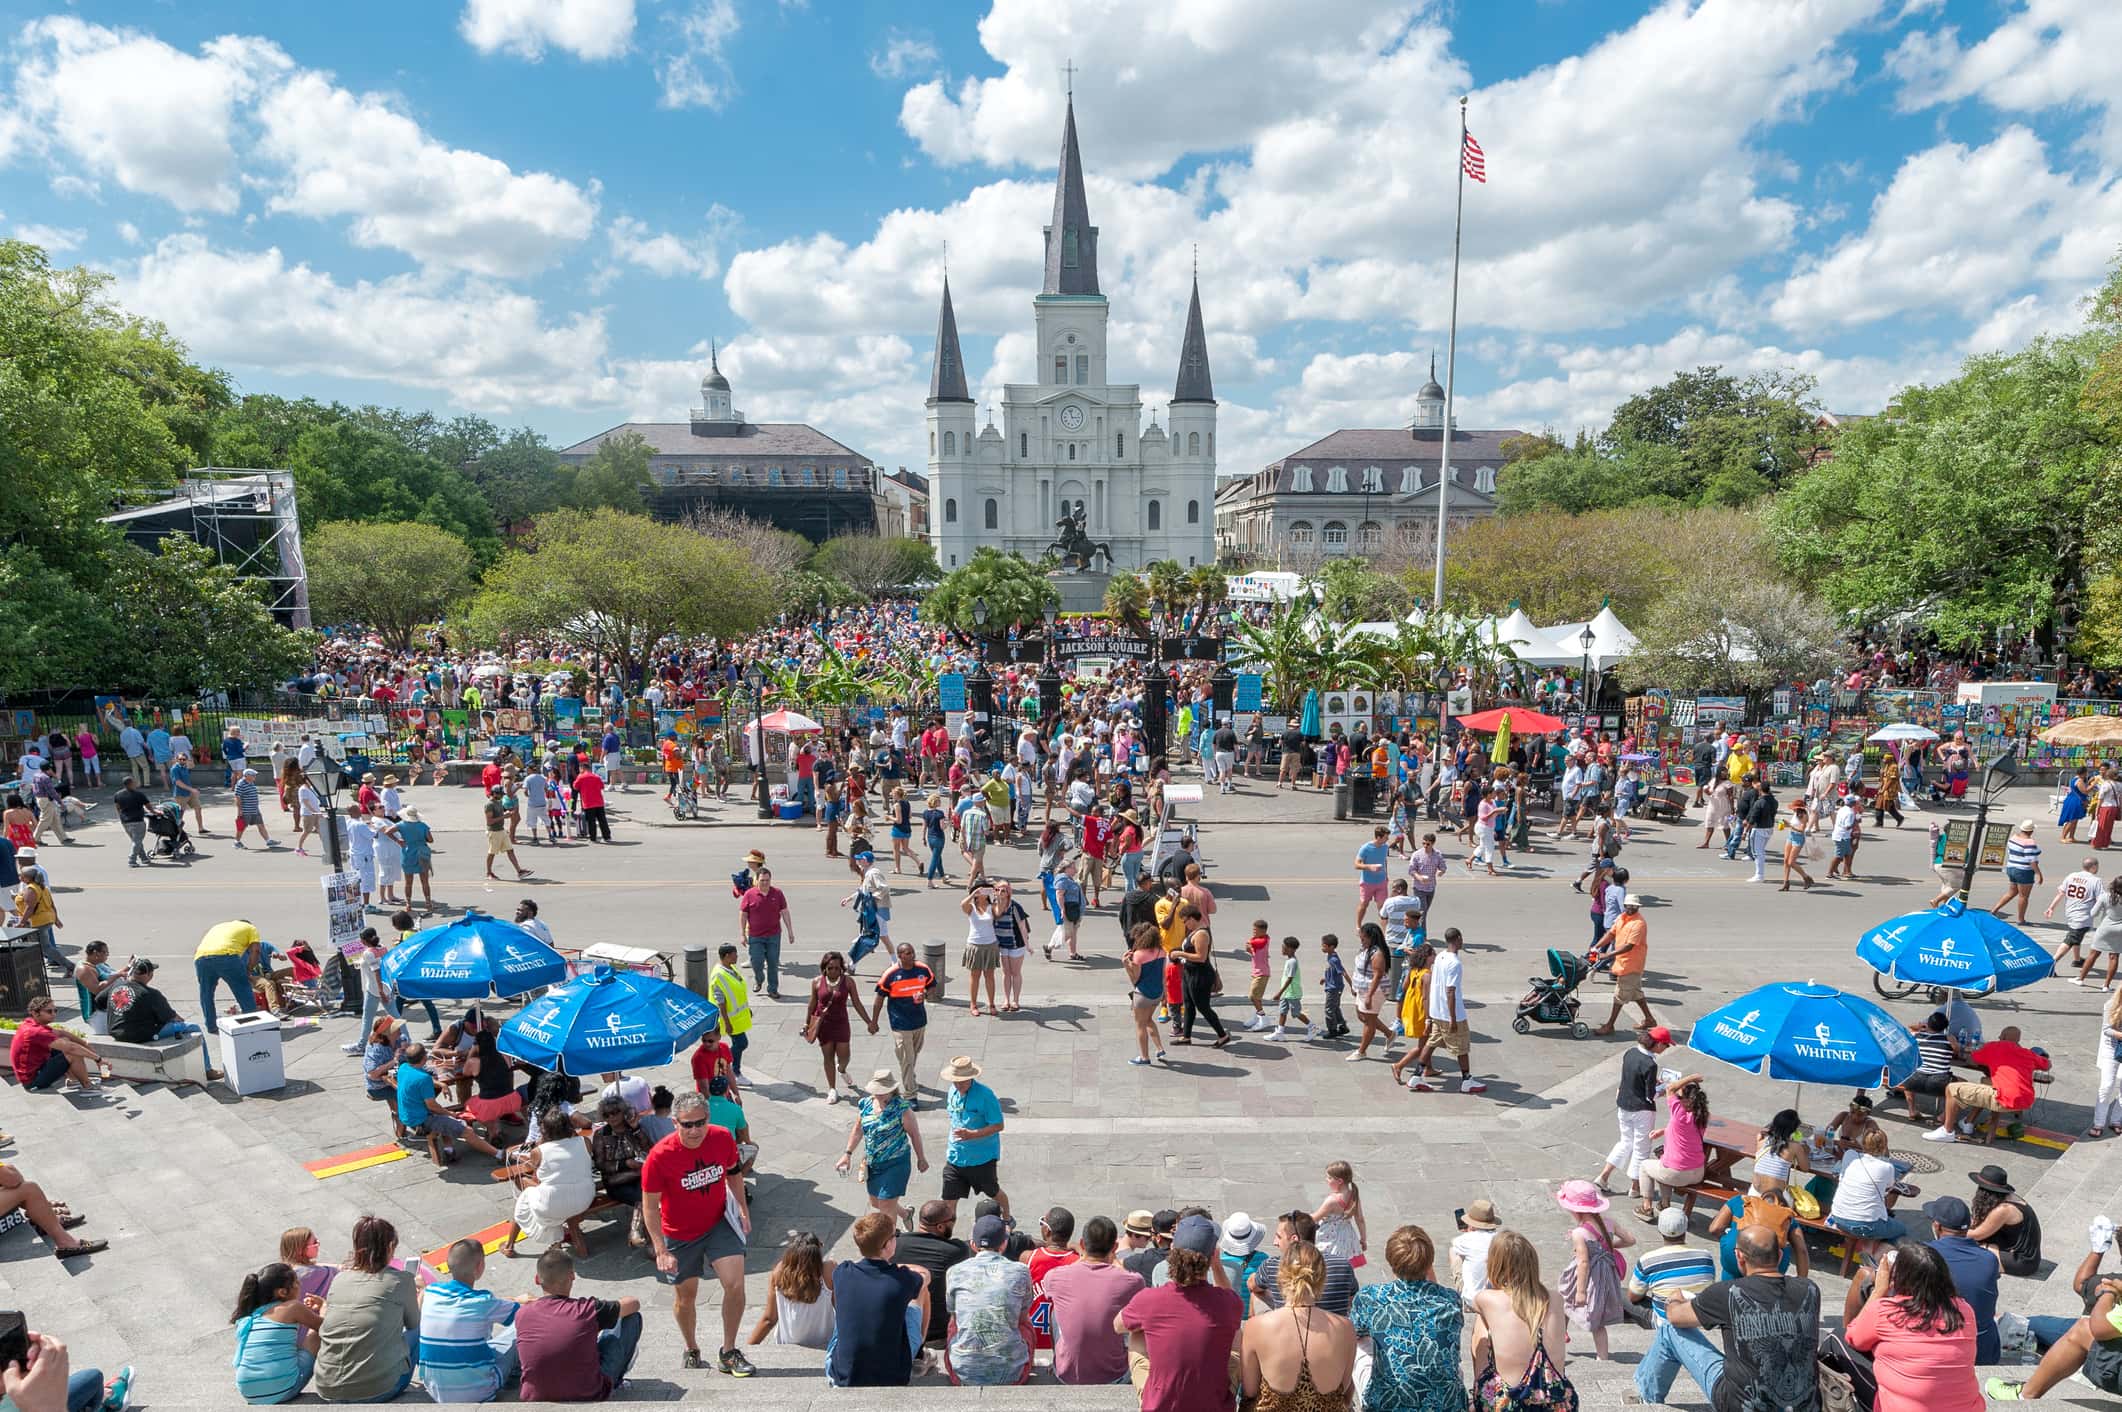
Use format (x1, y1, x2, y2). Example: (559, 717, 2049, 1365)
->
(1628, 1244, 1717, 1323)
(1914, 1031, 1956, 1075)
(415, 1280, 518, 1403)
(2006, 837, 2041, 872)
(232, 777, 261, 818)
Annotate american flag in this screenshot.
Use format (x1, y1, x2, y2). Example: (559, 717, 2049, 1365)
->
(1462, 130, 1486, 183)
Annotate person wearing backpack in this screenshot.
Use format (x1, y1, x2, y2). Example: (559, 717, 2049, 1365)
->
(1707, 1180, 1810, 1280)
(1555, 1179, 1633, 1360)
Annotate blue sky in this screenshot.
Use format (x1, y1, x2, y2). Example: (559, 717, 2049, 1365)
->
(1, 0, 2116, 483)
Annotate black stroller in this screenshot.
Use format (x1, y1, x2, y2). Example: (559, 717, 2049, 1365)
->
(1511, 947, 1595, 1038)
(147, 801, 196, 858)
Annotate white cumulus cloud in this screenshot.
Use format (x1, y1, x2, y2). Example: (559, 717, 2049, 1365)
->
(656, 0, 740, 110)
(459, 0, 637, 61)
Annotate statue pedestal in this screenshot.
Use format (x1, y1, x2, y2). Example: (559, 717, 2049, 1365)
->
(1048, 570, 1112, 614)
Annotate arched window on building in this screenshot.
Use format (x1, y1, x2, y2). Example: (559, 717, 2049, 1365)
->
(1187, 499, 1200, 524)
(1116, 432, 1125, 458)
(929, 431, 936, 455)
(1323, 521, 1349, 552)
(1076, 355, 1089, 383)
(1068, 442, 1077, 461)
(1358, 521, 1383, 552)
(984, 498, 999, 530)
(1148, 501, 1161, 531)
(944, 497, 958, 523)
(1289, 521, 1315, 545)
(1188, 432, 1200, 455)
(1019, 431, 1029, 458)
(1325, 466, 1348, 493)
(1054, 355, 1068, 384)
(943, 431, 956, 456)
(768, 466, 784, 486)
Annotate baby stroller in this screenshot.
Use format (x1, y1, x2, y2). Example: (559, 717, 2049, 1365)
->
(1511, 947, 1595, 1038)
(147, 800, 195, 858)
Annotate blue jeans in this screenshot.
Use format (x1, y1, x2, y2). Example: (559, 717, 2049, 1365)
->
(824, 1305, 926, 1386)
(1121, 852, 1142, 892)
(1634, 1320, 1724, 1405)
(748, 934, 782, 994)
(599, 1311, 643, 1389)
(380, 987, 443, 1038)
(195, 952, 253, 1034)
(69, 1367, 103, 1412)
(926, 840, 946, 880)
(154, 1019, 200, 1039)
(35, 925, 68, 973)
(729, 1031, 749, 1075)
(2029, 1314, 2079, 1352)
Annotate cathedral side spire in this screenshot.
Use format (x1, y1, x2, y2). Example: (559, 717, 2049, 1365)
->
(927, 276, 973, 405)
(1042, 95, 1100, 296)
(1171, 274, 1214, 404)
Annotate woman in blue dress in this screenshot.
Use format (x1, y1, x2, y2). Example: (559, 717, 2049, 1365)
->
(381, 807, 436, 915)
(2059, 765, 2092, 842)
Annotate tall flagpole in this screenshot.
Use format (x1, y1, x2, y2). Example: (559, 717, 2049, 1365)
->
(1431, 95, 1469, 608)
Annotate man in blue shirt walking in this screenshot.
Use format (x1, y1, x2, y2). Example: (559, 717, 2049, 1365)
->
(939, 1054, 1008, 1225)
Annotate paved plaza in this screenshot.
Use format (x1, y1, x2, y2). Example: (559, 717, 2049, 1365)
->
(5, 769, 2119, 1407)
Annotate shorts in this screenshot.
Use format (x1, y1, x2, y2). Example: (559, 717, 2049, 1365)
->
(1947, 1081, 2002, 1113)
(407, 1111, 467, 1140)
(2065, 926, 2092, 950)
(1430, 1019, 1470, 1058)
(657, 1224, 745, 1284)
(27, 1051, 69, 1090)
(1613, 973, 1645, 1004)
(1833, 839, 1853, 859)
(2005, 867, 2035, 886)
(1900, 1070, 1950, 1096)
(1062, 902, 1081, 924)
(486, 829, 512, 856)
(940, 1159, 1001, 1201)
(1249, 976, 1268, 1005)
(1278, 998, 1305, 1021)
(865, 1152, 912, 1201)
(464, 1090, 524, 1124)
(1358, 881, 1387, 905)
(1642, 1159, 1706, 1190)
(1828, 1214, 1907, 1242)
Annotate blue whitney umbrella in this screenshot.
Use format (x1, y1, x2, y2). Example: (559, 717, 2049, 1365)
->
(380, 910, 569, 1000)
(1299, 688, 1322, 738)
(497, 966, 719, 1074)
(1856, 898, 2051, 995)
(1686, 980, 1920, 1089)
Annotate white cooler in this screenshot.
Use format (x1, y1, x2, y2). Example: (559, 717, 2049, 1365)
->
(217, 1011, 286, 1094)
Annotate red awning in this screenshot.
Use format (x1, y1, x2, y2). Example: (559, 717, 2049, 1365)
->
(1454, 707, 1567, 735)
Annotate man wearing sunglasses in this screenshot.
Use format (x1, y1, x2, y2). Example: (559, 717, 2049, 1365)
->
(642, 1091, 753, 1378)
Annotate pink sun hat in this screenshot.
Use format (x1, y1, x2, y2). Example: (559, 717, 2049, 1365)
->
(1555, 1179, 1610, 1215)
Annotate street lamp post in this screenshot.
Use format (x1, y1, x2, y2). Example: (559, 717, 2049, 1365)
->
(1956, 744, 2020, 903)
(303, 751, 349, 872)
(746, 664, 772, 820)
(1142, 597, 1170, 761)
(967, 596, 995, 770)
(1038, 601, 1063, 723)
(1577, 625, 1597, 715)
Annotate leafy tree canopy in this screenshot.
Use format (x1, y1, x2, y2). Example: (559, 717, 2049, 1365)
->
(810, 532, 937, 599)
(923, 548, 1059, 636)
(306, 520, 475, 650)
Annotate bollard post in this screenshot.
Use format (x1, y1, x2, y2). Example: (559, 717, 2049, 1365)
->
(922, 940, 949, 1001)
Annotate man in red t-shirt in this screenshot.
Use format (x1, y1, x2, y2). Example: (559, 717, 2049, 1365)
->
(1926, 1025, 2052, 1143)
(1116, 1215, 1242, 1411)
(573, 766, 611, 842)
(641, 1092, 752, 1376)
(737, 867, 795, 1000)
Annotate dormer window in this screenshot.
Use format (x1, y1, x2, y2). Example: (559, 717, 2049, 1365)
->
(1325, 467, 1348, 494)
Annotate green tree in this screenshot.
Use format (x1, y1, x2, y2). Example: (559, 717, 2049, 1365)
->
(1103, 574, 1149, 628)
(568, 430, 656, 513)
(464, 427, 565, 535)
(1444, 505, 1773, 624)
(923, 548, 1060, 636)
(466, 508, 775, 686)
(1616, 578, 1843, 694)
(98, 538, 317, 696)
(305, 520, 474, 649)
(1770, 334, 2116, 648)
(1315, 557, 1409, 621)
(811, 533, 938, 598)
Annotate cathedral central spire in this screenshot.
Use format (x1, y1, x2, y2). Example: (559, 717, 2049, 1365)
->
(927, 276, 972, 405)
(1042, 95, 1100, 296)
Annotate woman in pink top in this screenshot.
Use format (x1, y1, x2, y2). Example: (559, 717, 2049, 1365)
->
(1637, 1074, 1710, 1221)
(1843, 1243, 1982, 1412)
(75, 729, 101, 786)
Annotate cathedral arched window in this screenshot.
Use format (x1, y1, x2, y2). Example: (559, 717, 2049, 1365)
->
(1068, 443, 1077, 461)
(984, 498, 999, 530)
(1054, 356, 1068, 384)
(943, 431, 956, 456)
(1019, 431, 1028, 458)
(945, 498, 958, 523)
(1325, 466, 1348, 493)
(1291, 467, 1313, 492)
(929, 431, 936, 455)
(1188, 432, 1200, 456)
(1187, 499, 1200, 524)
(1148, 501, 1162, 531)
(1116, 432, 1125, 458)
(1076, 355, 1089, 383)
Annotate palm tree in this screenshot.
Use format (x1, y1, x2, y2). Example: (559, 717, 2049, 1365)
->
(1144, 559, 1188, 611)
(1184, 564, 1227, 618)
(1103, 575, 1149, 629)
(1230, 605, 1317, 712)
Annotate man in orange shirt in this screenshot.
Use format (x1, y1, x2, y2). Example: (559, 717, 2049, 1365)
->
(1590, 893, 1656, 1034)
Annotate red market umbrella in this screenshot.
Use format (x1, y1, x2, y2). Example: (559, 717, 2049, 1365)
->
(1456, 707, 1566, 735)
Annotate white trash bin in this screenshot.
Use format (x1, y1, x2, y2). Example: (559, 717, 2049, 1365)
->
(217, 1011, 286, 1095)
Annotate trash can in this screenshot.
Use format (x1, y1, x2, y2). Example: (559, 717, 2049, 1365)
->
(1333, 782, 1351, 821)
(1350, 775, 1376, 816)
(922, 941, 949, 1001)
(682, 943, 711, 1000)
(0, 930, 50, 1019)
(217, 1011, 286, 1095)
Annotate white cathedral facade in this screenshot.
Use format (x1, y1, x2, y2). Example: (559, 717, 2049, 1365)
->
(926, 97, 1218, 573)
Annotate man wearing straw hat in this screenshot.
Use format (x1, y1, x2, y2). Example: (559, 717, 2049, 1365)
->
(938, 1055, 1009, 1223)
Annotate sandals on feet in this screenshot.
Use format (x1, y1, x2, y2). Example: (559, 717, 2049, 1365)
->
(56, 1239, 108, 1259)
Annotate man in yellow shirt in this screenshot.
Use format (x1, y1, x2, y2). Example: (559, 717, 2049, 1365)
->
(195, 919, 261, 1035)
(707, 942, 754, 1083)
